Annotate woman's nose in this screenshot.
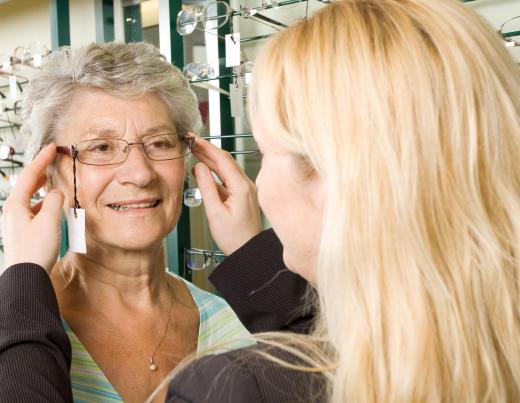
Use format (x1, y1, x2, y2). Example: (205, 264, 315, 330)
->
(116, 144, 157, 186)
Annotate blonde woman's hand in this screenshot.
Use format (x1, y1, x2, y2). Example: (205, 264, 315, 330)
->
(192, 136, 263, 256)
(1, 144, 64, 273)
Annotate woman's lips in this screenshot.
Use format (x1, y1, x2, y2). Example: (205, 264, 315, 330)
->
(107, 198, 161, 211)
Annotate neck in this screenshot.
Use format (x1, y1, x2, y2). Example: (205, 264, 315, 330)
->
(60, 243, 169, 309)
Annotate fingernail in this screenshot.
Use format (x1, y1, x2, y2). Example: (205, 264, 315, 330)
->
(196, 165, 206, 177)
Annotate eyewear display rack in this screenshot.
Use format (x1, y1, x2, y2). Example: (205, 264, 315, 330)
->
(5, 0, 518, 282)
(119, 0, 311, 282)
(0, 75, 29, 253)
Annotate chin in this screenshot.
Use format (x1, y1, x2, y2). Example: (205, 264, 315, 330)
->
(282, 250, 316, 283)
(89, 229, 167, 252)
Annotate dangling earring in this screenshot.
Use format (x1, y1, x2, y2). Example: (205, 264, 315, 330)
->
(67, 147, 87, 253)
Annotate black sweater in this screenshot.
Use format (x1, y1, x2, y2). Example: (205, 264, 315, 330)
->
(0, 229, 325, 402)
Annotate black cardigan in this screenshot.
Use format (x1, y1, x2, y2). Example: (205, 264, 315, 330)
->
(0, 229, 325, 402)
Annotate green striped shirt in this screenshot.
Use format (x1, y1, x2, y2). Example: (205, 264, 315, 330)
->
(62, 274, 253, 402)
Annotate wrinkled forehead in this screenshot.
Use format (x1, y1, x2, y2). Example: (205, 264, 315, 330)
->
(54, 88, 176, 145)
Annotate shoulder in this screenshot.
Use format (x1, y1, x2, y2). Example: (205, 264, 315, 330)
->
(167, 350, 262, 403)
(171, 273, 231, 316)
(168, 273, 252, 351)
(166, 345, 327, 403)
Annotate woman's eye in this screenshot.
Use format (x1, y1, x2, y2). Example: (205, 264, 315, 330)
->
(88, 142, 113, 153)
(150, 140, 170, 149)
(147, 137, 176, 149)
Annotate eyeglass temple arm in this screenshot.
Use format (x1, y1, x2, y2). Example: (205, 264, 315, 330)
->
(56, 145, 78, 158)
(183, 135, 196, 151)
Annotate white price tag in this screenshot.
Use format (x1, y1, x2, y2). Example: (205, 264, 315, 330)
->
(33, 54, 42, 67)
(68, 208, 87, 253)
(9, 75, 17, 101)
(225, 33, 241, 67)
(230, 83, 244, 117)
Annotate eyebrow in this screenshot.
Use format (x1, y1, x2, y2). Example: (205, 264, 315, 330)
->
(81, 125, 177, 140)
(141, 125, 177, 136)
(81, 128, 121, 140)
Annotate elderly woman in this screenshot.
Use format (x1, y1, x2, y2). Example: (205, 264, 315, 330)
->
(19, 42, 252, 402)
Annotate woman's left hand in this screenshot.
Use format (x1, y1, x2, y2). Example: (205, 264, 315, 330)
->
(191, 136, 263, 256)
(1, 144, 64, 273)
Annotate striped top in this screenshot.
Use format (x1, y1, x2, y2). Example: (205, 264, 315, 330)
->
(62, 274, 254, 402)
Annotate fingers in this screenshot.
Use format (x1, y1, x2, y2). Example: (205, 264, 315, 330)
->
(34, 189, 64, 224)
(192, 137, 249, 191)
(193, 163, 227, 218)
(7, 144, 57, 209)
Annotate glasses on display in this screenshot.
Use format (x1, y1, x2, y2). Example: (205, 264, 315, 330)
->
(0, 42, 50, 72)
(234, 61, 254, 86)
(183, 62, 217, 81)
(56, 134, 195, 166)
(184, 187, 202, 207)
(184, 247, 225, 270)
(176, 0, 288, 37)
(177, 1, 231, 36)
(497, 16, 520, 48)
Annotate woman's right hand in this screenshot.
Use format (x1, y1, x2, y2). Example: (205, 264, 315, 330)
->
(191, 136, 263, 256)
(1, 144, 64, 273)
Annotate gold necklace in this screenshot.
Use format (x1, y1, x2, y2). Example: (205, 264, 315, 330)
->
(88, 280, 175, 372)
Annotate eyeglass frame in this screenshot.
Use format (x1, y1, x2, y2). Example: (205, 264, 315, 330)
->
(176, 1, 232, 36)
(56, 134, 196, 166)
(497, 16, 520, 48)
(184, 247, 225, 270)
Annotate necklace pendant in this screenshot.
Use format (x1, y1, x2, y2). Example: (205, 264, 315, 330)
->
(149, 358, 158, 372)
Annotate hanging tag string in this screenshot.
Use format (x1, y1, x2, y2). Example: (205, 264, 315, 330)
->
(229, 9, 236, 43)
(71, 146, 81, 218)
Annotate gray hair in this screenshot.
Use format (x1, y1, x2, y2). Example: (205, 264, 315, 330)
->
(22, 41, 202, 164)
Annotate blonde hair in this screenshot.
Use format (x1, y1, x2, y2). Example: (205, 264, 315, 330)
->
(249, 0, 520, 401)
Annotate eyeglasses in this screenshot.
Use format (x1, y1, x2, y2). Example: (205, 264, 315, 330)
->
(176, 0, 287, 37)
(56, 134, 195, 166)
(234, 61, 254, 86)
(497, 16, 520, 48)
(184, 247, 225, 270)
(0, 42, 50, 72)
(183, 62, 216, 81)
(177, 1, 231, 36)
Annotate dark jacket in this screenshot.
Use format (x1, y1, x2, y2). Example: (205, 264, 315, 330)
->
(0, 229, 325, 402)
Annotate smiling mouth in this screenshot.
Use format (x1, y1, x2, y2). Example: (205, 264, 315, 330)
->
(108, 199, 161, 211)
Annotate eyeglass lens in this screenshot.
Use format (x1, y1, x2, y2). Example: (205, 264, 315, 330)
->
(501, 16, 520, 47)
(176, 1, 229, 36)
(75, 134, 189, 165)
(202, 1, 229, 30)
(186, 251, 214, 270)
(183, 62, 216, 81)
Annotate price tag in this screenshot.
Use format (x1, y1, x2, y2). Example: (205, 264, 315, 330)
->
(225, 33, 241, 67)
(230, 83, 244, 117)
(9, 75, 17, 101)
(33, 54, 42, 67)
(68, 208, 87, 253)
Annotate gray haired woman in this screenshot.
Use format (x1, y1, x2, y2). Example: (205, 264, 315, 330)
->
(20, 42, 251, 402)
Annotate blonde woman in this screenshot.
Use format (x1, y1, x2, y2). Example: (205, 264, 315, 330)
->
(2, 0, 520, 401)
